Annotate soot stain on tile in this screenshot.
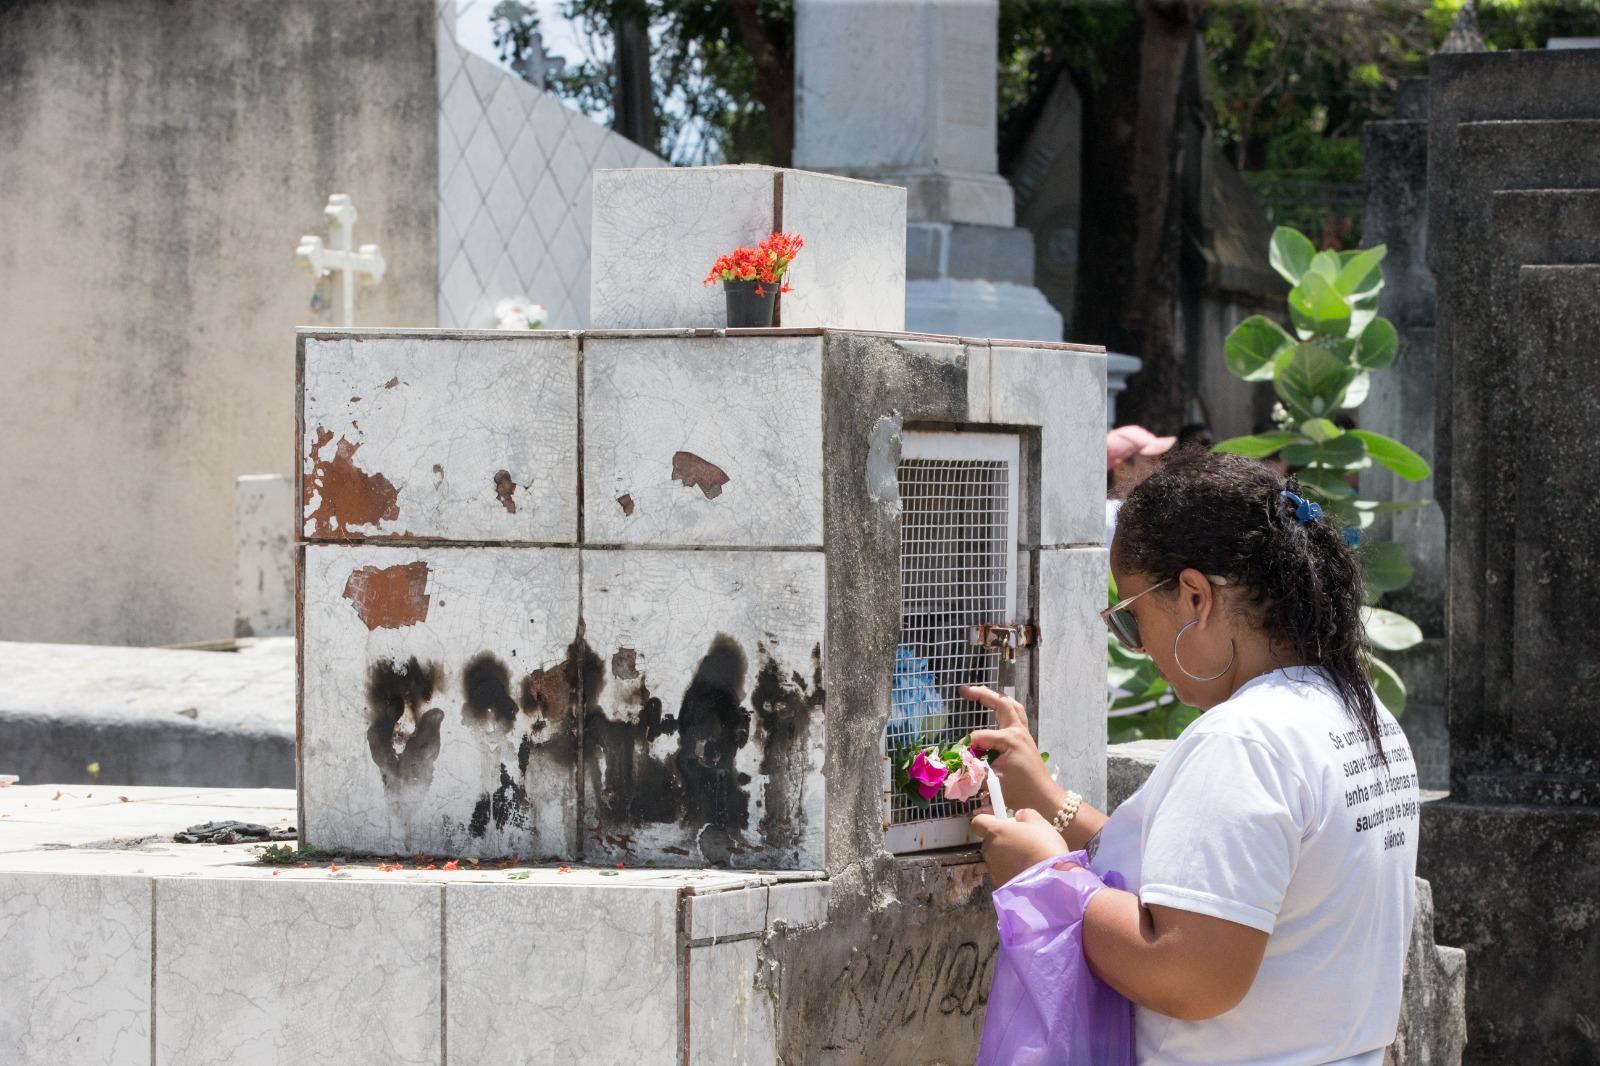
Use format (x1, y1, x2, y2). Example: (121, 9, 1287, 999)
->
(468, 763, 533, 839)
(612, 647, 639, 680)
(461, 652, 519, 732)
(750, 642, 825, 857)
(670, 450, 730, 500)
(366, 657, 445, 789)
(675, 634, 752, 835)
(494, 469, 518, 514)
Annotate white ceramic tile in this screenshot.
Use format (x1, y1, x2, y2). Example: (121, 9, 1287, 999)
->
(484, 163, 526, 243)
(439, 250, 480, 327)
(301, 335, 578, 542)
(484, 74, 526, 154)
(445, 882, 680, 1065)
(580, 549, 827, 869)
(506, 124, 544, 199)
(547, 210, 586, 292)
(440, 155, 483, 231)
(0, 872, 150, 1065)
(583, 334, 824, 547)
(549, 126, 592, 205)
(462, 120, 506, 198)
(687, 884, 768, 940)
(440, 62, 483, 147)
(988, 345, 1106, 545)
(155, 878, 441, 1066)
(777, 170, 906, 331)
(589, 167, 776, 329)
(766, 879, 830, 929)
(689, 939, 776, 1066)
(435, 23, 463, 94)
(507, 210, 547, 292)
(461, 50, 505, 106)
(300, 545, 581, 858)
(437, 199, 462, 280)
(460, 201, 505, 283)
(1036, 548, 1108, 810)
(566, 103, 608, 164)
(529, 91, 571, 159)
(528, 164, 564, 242)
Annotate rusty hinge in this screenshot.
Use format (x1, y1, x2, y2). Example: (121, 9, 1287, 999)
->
(968, 622, 1039, 663)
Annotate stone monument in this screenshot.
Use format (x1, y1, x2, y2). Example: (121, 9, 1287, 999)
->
(1361, 78, 1447, 788)
(793, 0, 1064, 342)
(1422, 45, 1600, 1062)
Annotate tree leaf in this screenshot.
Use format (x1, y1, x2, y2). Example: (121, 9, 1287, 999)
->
(1335, 245, 1386, 298)
(1366, 653, 1407, 715)
(1362, 541, 1415, 593)
(1301, 417, 1343, 443)
(1224, 315, 1293, 381)
(1343, 371, 1372, 408)
(1316, 434, 1368, 467)
(1275, 342, 1357, 419)
(1269, 226, 1316, 285)
(1364, 607, 1424, 652)
(1308, 249, 1341, 283)
(1355, 317, 1399, 369)
(1297, 466, 1356, 500)
(1214, 431, 1300, 459)
(1349, 430, 1430, 481)
(1288, 273, 1353, 339)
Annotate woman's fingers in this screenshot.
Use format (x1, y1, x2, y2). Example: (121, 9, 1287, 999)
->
(970, 812, 1002, 840)
(960, 685, 1029, 732)
(968, 727, 1011, 754)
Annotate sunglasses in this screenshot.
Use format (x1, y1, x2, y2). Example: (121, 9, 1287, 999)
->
(1101, 574, 1229, 652)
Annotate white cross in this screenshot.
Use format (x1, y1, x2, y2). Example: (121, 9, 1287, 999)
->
(296, 194, 386, 327)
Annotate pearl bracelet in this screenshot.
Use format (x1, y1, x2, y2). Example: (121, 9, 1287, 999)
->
(1051, 789, 1083, 833)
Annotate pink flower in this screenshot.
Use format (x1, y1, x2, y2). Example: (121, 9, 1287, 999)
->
(943, 746, 989, 802)
(908, 748, 948, 800)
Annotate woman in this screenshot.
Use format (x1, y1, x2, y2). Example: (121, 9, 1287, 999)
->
(970, 450, 1419, 1064)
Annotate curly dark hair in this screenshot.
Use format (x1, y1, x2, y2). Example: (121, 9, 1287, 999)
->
(1112, 450, 1382, 755)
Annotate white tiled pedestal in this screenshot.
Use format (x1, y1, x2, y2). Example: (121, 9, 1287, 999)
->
(296, 327, 1106, 871)
(0, 786, 798, 1066)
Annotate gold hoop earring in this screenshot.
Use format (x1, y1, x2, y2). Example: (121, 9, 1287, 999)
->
(1173, 620, 1235, 682)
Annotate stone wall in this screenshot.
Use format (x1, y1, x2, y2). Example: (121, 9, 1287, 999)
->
(0, 0, 439, 646)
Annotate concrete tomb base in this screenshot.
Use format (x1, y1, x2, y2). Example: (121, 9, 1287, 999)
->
(0, 784, 999, 1066)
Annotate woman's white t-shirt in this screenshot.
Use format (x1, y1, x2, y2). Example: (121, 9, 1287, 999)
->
(1088, 667, 1419, 1066)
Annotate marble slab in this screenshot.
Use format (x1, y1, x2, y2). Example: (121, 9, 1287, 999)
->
(0, 872, 151, 1065)
(580, 549, 828, 868)
(155, 877, 442, 1066)
(1035, 548, 1109, 809)
(583, 334, 825, 547)
(762, 170, 905, 331)
(988, 344, 1106, 546)
(590, 166, 776, 329)
(445, 882, 681, 1065)
(299, 544, 581, 859)
(689, 938, 776, 1066)
(590, 166, 907, 330)
(687, 882, 770, 941)
(300, 334, 578, 543)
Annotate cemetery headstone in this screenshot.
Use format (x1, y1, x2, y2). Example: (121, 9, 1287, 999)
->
(295, 194, 388, 327)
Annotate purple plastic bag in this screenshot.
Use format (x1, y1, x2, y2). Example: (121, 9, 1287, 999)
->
(976, 851, 1136, 1066)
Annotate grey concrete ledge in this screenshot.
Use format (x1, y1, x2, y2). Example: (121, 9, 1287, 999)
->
(0, 640, 294, 788)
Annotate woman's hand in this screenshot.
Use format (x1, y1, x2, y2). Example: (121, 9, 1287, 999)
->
(970, 807, 1072, 887)
(964, 685, 1066, 818)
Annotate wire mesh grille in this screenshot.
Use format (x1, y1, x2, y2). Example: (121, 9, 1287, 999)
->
(886, 457, 1012, 826)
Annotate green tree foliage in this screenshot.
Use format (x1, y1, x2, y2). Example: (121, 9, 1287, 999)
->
(518, 0, 792, 165)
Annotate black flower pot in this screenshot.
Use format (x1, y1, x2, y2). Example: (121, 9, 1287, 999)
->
(722, 278, 777, 328)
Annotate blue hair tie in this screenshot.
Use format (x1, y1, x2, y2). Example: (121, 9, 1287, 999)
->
(1281, 490, 1323, 524)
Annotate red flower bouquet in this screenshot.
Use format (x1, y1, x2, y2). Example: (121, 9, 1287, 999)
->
(704, 231, 804, 327)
